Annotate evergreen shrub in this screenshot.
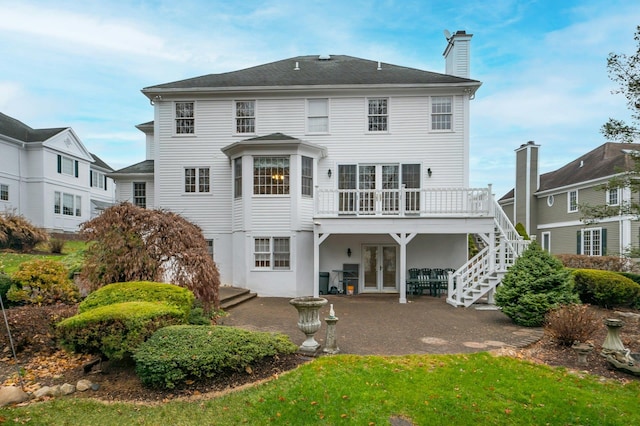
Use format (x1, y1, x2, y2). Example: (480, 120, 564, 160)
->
(57, 301, 185, 360)
(495, 243, 579, 327)
(572, 269, 640, 308)
(7, 259, 79, 305)
(78, 281, 194, 319)
(134, 325, 298, 389)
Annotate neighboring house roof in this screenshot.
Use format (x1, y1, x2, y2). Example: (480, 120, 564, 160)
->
(500, 142, 639, 201)
(0, 112, 65, 142)
(143, 55, 481, 93)
(109, 159, 155, 175)
(90, 153, 113, 172)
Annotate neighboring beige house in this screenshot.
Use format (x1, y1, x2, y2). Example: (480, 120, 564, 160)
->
(0, 112, 115, 233)
(112, 31, 526, 306)
(499, 141, 640, 256)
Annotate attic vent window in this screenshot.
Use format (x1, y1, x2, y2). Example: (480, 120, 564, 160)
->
(294, 61, 300, 70)
(377, 61, 381, 70)
(579, 160, 584, 168)
(318, 55, 331, 60)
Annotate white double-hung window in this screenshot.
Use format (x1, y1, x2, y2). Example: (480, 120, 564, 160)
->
(431, 96, 452, 130)
(185, 167, 210, 193)
(175, 102, 195, 134)
(307, 99, 328, 133)
(367, 98, 388, 132)
(235, 100, 256, 134)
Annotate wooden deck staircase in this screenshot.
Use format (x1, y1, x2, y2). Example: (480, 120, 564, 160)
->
(446, 200, 529, 307)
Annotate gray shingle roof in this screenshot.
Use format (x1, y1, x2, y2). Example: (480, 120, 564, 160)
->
(110, 159, 154, 175)
(500, 142, 639, 200)
(143, 55, 480, 91)
(0, 112, 65, 142)
(90, 153, 113, 172)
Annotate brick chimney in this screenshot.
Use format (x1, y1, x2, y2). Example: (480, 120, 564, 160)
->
(443, 30, 472, 78)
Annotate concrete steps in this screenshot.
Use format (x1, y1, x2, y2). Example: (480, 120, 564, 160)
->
(219, 286, 257, 310)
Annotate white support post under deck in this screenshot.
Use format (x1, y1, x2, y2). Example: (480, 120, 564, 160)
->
(390, 232, 417, 304)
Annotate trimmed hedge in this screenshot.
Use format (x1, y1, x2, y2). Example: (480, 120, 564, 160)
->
(57, 301, 186, 360)
(134, 325, 298, 389)
(78, 281, 194, 318)
(572, 269, 640, 308)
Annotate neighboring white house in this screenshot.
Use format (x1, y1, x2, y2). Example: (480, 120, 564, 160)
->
(113, 31, 525, 305)
(0, 112, 116, 233)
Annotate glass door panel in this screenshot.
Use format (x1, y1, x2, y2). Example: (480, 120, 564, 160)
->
(381, 165, 399, 214)
(359, 165, 376, 214)
(382, 246, 397, 289)
(363, 246, 378, 289)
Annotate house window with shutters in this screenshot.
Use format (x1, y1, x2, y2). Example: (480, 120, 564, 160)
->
(579, 228, 605, 256)
(57, 155, 78, 177)
(90, 170, 107, 190)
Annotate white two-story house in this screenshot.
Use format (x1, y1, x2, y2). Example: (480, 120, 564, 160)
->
(0, 112, 116, 233)
(113, 31, 525, 306)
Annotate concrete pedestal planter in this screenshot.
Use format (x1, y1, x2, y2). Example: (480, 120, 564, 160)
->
(289, 296, 328, 354)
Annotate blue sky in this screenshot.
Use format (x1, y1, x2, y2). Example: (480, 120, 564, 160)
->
(0, 0, 638, 197)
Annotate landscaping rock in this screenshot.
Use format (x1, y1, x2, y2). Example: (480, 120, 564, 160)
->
(0, 386, 29, 406)
(76, 379, 93, 392)
(60, 383, 76, 395)
(33, 386, 51, 398)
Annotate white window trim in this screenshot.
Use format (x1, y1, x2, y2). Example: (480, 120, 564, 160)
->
(173, 101, 196, 136)
(252, 156, 290, 196)
(567, 190, 578, 213)
(430, 96, 453, 132)
(253, 236, 291, 271)
(606, 188, 620, 206)
(581, 227, 602, 256)
(54, 191, 82, 217)
(184, 166, 211, 194)
(234, 100, 257, 136)
(546, 195, 554, 207)
(365, 97, 390, 133)
(0, 183, 8, 201)
(133, 182, 146, 208)
(541, 231, 551, 252)
(306, 98, 330, 134)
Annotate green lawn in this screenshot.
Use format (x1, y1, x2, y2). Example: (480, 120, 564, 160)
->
(0, 240, 86, 275)
(2, 353, 639, 425)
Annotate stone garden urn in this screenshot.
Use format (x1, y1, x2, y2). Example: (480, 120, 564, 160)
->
(289, 296, 328, 354)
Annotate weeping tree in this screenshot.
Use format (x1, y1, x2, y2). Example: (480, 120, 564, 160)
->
(79, 203, 219, 311)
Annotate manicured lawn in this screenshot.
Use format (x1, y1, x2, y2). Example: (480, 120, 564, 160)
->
(2, 353, 639, 425)
(0, 240, 86, 275)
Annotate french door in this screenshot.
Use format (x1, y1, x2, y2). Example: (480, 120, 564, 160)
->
(339, 164, 400, 214)
(363, 245, 397, 292)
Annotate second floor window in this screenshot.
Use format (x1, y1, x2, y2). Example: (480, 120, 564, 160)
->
(134, 182, 146, 208)
(606, 188, 619, 206)
(235, 100, 255, 134)
(0, 183, 8, 201)
(431, 96, 452, 130)
(253, 156, 289, 195)
(307, 99, 328, 133)
(185, 167, 210, 193)
(368, 98, 388, 131)
(90, 170, 107, 190)
(568, 190, 578, 212)
(57, 155, 78, 177)
(175, 102, 195, 134)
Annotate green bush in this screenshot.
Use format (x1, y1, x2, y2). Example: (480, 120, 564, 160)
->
(515, 222, 530, 240)
(134, 325, 298, 389)
(0, 273, 16, 306)
(7, 259, 79, 305)
(78, 281, 194, 318)
(618, 271, 640, 285)
(545, 304, 600, 346)
(57, 301, 186, 360)
(495, 243, 579, 327)
(572, 269, 640, 308)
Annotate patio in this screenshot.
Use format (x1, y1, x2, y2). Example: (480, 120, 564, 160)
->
(218, 291, 543, 356)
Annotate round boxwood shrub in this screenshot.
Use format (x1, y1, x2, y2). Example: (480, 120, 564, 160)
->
(79, 281, 194, 319)
(573, 269, 640, 308)
(134, 325, 298, 389)
(495, 243, 579, 327)
(57, 301, 186, 360)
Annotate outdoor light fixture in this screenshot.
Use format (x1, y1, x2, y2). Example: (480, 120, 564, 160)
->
(328, 169, 332, 177)
(347, 248, 352, 257)
(427, 168, 432, 177)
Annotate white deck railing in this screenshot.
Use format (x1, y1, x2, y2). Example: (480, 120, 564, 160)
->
(315, 186, 492, 217)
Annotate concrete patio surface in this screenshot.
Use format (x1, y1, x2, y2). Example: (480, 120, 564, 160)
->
(218, 292, 543, 356)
